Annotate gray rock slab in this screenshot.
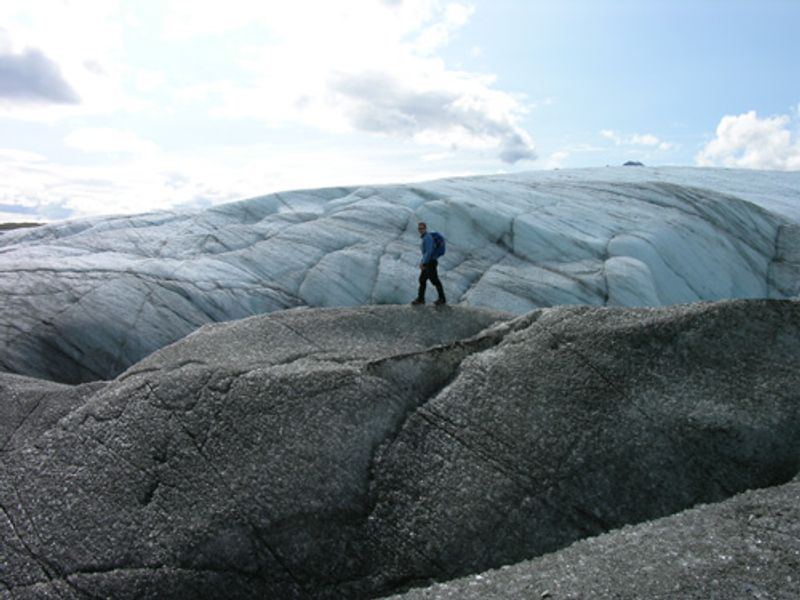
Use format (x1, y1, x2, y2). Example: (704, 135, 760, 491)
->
(388, 475, 800, 599)
(0, 373, 105, 456)
(0, 301, 799, 599)
(0, 305, 511, 599)
(364, 299, 800, 595)
(122, 304, 512, 377)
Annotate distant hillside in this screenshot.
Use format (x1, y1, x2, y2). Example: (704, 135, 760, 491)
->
(0, 221, 41, 232)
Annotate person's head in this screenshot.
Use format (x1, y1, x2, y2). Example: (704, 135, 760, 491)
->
(417, 222, 427, 236)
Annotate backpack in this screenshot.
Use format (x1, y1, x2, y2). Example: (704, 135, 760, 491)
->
(430, 231, 446, 259)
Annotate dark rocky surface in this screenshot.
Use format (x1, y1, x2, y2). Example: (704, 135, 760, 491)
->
(1, 300, 799, 599)
(389, 474, 800, 599)
(0, 373, 104, 456)
(0, 223, 41, 232)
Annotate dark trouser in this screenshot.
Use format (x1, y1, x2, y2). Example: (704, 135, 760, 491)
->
(417, 260, 445, 302)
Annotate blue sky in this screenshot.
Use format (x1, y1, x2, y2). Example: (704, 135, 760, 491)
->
(1, 0, 798, 222)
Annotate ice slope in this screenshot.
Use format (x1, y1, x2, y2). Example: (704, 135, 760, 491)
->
(1, 167, 799, 383)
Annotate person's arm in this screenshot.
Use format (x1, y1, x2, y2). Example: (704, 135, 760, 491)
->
(420, 234, 434, 266)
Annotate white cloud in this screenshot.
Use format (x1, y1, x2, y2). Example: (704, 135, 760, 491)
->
(329, 69, 535, 162)
(413, 2, 474, 55)
(162, 0, 455, 43)
(422, 151, 455, 161)
(0, 150, 239, 221)
(135, 69, 166, 93)
(0, 0, 133, 119)
(601, 129, 671, 149)
(0, 47, 79, 103)
(167, 0, 536, 163)
(629, 133, 659, 146)
(0, 147, 46, 162)
(0, 135, 496, 222)
(64, 128, 160, 155)
(544, 150, 569, 169)
(0, 0, 540, 222)
(696, 110, 800, 171)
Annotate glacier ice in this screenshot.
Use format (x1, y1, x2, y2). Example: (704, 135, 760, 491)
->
(1, 166, 799, 382)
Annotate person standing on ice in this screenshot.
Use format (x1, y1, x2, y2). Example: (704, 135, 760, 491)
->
(411, 222, 446, 306)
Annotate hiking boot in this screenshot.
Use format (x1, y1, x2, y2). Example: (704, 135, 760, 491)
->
(434, 298, 446, 306)
(411, 299, 425, 305)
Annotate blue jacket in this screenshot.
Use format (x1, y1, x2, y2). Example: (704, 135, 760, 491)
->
(420, 232, 434, 266)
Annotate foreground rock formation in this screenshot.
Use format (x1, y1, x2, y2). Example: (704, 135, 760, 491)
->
(0, 374, 103, 456)
(2, 167, 800, 384)
(1, 300, 799, 599)
(390, 473, 800, 599)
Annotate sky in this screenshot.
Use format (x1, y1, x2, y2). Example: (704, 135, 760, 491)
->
(0, 0, 798, 223)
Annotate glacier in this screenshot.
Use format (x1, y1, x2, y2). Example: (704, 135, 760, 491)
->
(1, 166, 799, 383)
